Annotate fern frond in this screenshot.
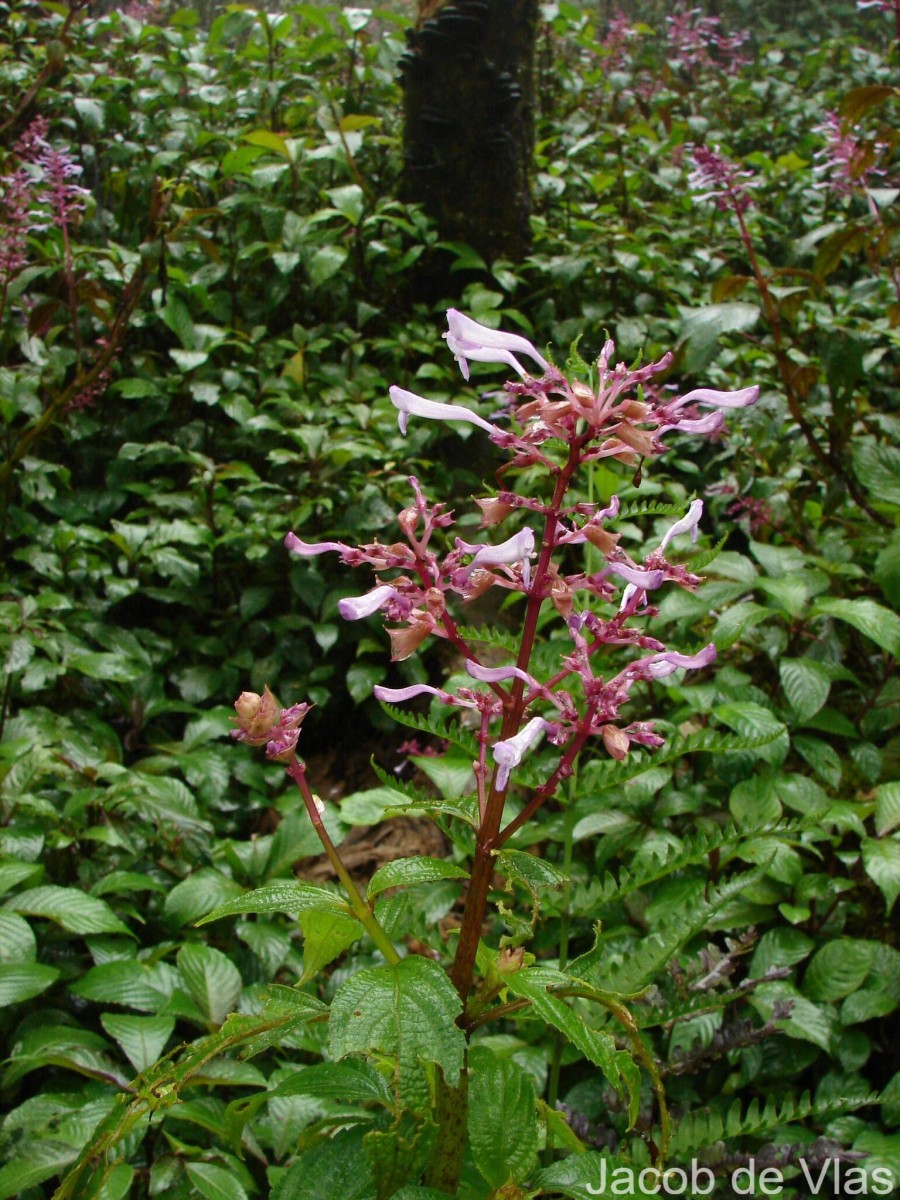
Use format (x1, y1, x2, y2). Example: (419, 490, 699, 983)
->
(669, 1091, 880, 1158)
(454, 625, 520, 655)
(379, 702, 481, 760)
(592, 810, 830, 908)
(688, 532, 728, 572)
(617, 499, 683, 519)
(369, 758, 479, 826)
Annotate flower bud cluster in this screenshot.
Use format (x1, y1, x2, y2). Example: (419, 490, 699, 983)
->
(231, 686, 311, 760)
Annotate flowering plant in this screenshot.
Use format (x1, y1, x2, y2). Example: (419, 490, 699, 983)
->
(222, 311, 768, 1192)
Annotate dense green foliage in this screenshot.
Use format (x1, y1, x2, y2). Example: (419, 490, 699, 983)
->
(0, 1, 898, 1197)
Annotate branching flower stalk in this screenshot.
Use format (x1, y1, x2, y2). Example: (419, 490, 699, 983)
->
(688, 143, 891, 529)
(233, 310, 759, 1192)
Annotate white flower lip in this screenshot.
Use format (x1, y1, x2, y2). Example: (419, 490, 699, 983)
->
(389, 385, 500, 437)
(445, 309, 552, 381)
(607, 561, 665, 590)
(659, 499, 704, 553)
(338, 584, 397, 621)
(456, 528, 536, 589)
(492, 716, 552, 792)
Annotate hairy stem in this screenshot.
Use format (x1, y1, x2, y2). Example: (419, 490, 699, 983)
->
(285, 755, 400, 966)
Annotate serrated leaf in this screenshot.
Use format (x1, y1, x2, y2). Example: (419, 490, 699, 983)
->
(70, 960, 174, 1011)
(268, 1059, 392, 1105)
(507, 968, 636, 1117)
(467, 1045, 538, 1188)
(812, 597, 900, 658)
(0, 962, 60, 1007)
(803, 940, 875, 1003)
(300, 909, 362, 981)
(270, 1128, 375, 1200)
(329, 957, 465, 1106)
(779, 658, 831, 722)
(367, 856, 469, 900)
(5, 886, 132, 936)
(198, 880, 350, 924)
(495, 848, 568, 893)
(752, 981, 834, 1049)
(99, 1014, 175, 1073)
(177, 944, 243, 1026)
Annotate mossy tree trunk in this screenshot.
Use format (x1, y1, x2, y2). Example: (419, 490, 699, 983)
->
(399, 0, 540, 265)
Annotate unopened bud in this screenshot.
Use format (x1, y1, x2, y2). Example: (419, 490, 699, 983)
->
(600, 724, 630, 761)
(475, 496, 514, 527)
(398, 507, 419, 536)
(497, 946, 526, 974)
(233, 686, 279, 741)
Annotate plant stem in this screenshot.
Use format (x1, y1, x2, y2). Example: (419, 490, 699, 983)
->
(285, 755, 400, 966)
(544, 760, 579, 1158)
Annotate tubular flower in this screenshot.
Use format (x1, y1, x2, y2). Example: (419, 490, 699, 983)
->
(624, 644, 718, 682)
(444, 308, 552, 381)
(338, 584, 398, 621)
(285, 533, 349, 557)
(389, 385, 501, 437)
(465, 660, 540, 688)
(456, 528, 536, 590)
(659, 499, 704, 553)
(492, 716, 556, 791)
(374, 683, 449, 704)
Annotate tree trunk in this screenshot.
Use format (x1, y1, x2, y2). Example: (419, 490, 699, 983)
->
(399, 0, 540, 265)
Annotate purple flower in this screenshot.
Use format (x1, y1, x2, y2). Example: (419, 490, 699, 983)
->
(688, 144, 756, 215)
(456, 528, 536, 589)
(492, 716, 555, 791)
(285, 533, 349, 556)
(444, 309, 552, 381)
(659, 499, 704, 553)
(338, 584, 398, 621)
(465, 660, 539, 688)
(626, 644, 718, 682)
(389, 385, 501, 437)
(607, 562, 665, 590)
(374, 683, 448, 704)
(678, 385, 759, 409)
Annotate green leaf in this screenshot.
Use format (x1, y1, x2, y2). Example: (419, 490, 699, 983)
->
(198, 880, 350, 923)
(300, 909, 362, 981)
(862, 837, 900, 914)
(243, 129, 292, 159)
(326, 184, 365, 224)
(68, 652, 146, 682)
(308, 245, 348, 288)
(812, 597, 900, 658)
(70, 960, 173, 1011)
(0, 912, 36, 962)
(467, 1045, 538, 1188)
(495, 848, 568, 893)
(186, 1163, 249, 1200)
(267, 1059, 392, 1105)
(0, 962, 60, 1007)
(164, 870, 245, 927)
(100, 1014, 176, 1073)
(507, 968, 637, 1118)
(177, 944, 243, 1025)
(5, 885, 132, 936)
(329, 957, 465, 1107)
(779, 658, 831, 722)
(367, 856, 469, 900)
(0, 1140, 79, 1200)
(803, 940, 875, 1003)
(752, 981, 835, 1050)
(876, 783, 900, 837)
(270, 1128, 375, 1200)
